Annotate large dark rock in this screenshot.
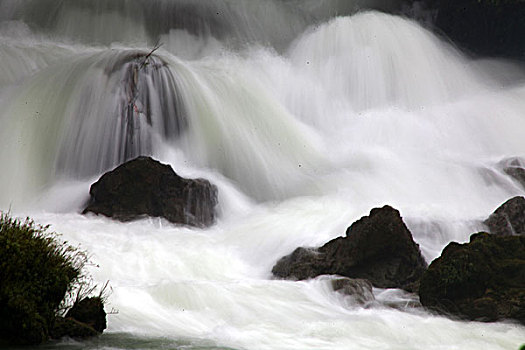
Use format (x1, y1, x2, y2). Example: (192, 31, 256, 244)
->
(419, 232, 525, 324)
(484, 196, 525, 236)
(272, 206, 427, 292)
(83, 156, 218, 227)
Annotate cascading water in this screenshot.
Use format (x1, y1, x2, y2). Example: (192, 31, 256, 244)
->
(0, 0, 524, 349)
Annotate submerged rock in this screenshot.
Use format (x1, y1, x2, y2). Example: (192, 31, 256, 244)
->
(50, 317, 98, 340)
(419, 232, 525, 324)
(272, 206, 427, 292)
(484, 196, 525, 236)
(271, 247, 324, 281)
(83, 156, 218, 227)
(331, 277, 375, 305)
(501, 157, 525, 190)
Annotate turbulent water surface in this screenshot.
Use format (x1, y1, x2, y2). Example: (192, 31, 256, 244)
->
(1, 0, 525, 349)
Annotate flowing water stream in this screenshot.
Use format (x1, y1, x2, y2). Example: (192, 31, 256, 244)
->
(1, 0, 524, 349)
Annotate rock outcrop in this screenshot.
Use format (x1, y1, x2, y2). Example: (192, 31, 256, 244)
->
(83, 156, 218, 227)
(419, 232, 525, 324)
(484, 196, 525, 236)
(272, 206, 427, 292)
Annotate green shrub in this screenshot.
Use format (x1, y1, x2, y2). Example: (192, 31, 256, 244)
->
(0, 212, 87, 345)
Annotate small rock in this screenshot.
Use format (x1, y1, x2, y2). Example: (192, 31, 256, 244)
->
(484, 196, 525, 236)
(498, 157, 525, 189)
(331, 277, 375, 305)
(271, 247, 326, 280)
(65, 297, 106, 333)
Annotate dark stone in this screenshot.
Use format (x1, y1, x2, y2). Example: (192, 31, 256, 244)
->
(497, 157, 525, 188)
(498, 157, 525, 189)
(66, 297, 106, 334)
(504, 167, 525, 189)
(419, 232, 525, 324)
(271, 247, 326, 280)
(83, 156, 218, 227)
(484, 196, 525, 236)
(331, 277, 375, 305)
(272, 206, 427, 292)
(50, 317, 98, 340)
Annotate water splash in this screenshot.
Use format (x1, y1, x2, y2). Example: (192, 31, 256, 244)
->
(1, 3, 525, 350)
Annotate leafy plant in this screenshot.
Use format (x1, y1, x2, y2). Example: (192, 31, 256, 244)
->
(0, 212, 89, 345)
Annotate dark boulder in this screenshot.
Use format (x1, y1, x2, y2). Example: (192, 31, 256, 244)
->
(271, 247, 326, 280)
(272, 206, 427, 292)
(484, 196, 525, 236)
(83, 156, 218, 227)
(419, 232, 525, 324)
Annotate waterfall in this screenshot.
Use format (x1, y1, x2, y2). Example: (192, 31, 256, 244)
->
(0, 48, 190, 204)
(0, 1, 524, 349)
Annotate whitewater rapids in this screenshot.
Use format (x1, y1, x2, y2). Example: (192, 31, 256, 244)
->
(0, 1, 524, 349)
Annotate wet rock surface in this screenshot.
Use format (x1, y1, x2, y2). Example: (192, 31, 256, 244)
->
(484, 196, 525, 236)
(272, 206, 427, 292)
(83, 156, 218, 227)
(331, 277, 375, 305)
(419, 232, 525, 324)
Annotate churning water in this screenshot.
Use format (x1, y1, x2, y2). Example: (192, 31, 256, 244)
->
(0, 0, 524, 349)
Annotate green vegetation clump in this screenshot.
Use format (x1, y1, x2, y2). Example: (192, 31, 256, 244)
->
(0, 212, 87, 345)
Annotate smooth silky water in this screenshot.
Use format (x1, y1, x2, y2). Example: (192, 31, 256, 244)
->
(0, 1, 524, 349)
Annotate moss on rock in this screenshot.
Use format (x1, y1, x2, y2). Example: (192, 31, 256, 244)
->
(419, 232, 525, 323)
